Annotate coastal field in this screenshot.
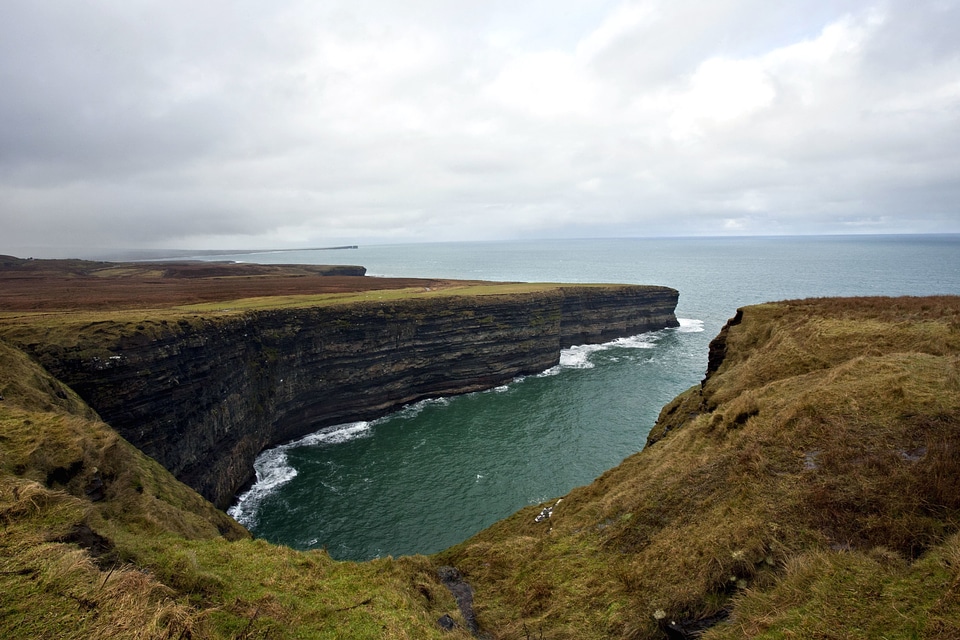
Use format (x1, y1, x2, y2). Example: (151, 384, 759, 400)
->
(0, 255, 450, 311)
(1, 256, 958, 638)
(0, 253, 621, 318)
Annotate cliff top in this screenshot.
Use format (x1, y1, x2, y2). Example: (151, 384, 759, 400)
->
(0, 255, 661, 315)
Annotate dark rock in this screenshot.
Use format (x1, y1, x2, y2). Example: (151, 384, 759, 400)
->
(85, 472, 105, 502)
(53, 523, 116, 566)
(660, 609, 730, 639)
(438, 566, 480, 636)
(45, 460, 84, 488)
(437, 614, 457, 631)
(704, 308, 744, 385)
(19, 285, 679, 509)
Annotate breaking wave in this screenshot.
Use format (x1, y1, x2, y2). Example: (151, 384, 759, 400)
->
(228, 421, 372, 527)
(544, 318, 702, 373)
(677, 318, 704, 333)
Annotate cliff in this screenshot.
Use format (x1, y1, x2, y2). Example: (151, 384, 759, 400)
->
(3, 284, 678, 509)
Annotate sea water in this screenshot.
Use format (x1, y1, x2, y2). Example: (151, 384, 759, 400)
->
(210, 235, 960, 560)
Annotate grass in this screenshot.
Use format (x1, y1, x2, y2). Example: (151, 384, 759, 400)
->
(1, 295, 959, 638)
(0, 282, 644, 375)
(170, 282, 592, 312)
(0, 337, 478, 638)
(709, 538, 960, 639)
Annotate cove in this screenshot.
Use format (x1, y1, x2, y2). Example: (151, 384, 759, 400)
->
(235, 320, 705, 559)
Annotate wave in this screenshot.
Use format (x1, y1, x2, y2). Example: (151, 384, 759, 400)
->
(558, 342, 609, 370)
(228, 421, 372, 527)
(386, 396, 451, 421)
(677, 318, 704, 333)
(553, 319, 702, 370)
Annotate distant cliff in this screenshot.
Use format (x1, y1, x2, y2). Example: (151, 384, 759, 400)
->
(9, 285, 678, 508)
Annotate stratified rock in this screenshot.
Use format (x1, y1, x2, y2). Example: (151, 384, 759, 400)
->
(13, 285, 678, 509)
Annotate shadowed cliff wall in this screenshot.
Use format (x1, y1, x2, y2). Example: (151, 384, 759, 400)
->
(12, 285, 678, 509)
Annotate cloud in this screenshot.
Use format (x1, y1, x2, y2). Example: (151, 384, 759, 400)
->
(1, 0, 959, 256)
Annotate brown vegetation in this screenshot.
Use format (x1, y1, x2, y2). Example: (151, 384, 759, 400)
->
(0, 255, 462, 311)
(441, 296, 960, 639)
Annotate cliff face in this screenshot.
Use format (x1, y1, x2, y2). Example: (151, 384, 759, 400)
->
(14, 285, 678, 509)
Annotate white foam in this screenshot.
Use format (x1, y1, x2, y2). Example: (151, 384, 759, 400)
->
(555, 330, 660, 371)
(607, 334, 657, 349)
(546, 319, 703, 373)
(228, 421, 371, 527)
(677, 318, 704, 333)
(389, 396, 452, 421)
(291, 421, 372, 447)
(559, 343, 604, 369)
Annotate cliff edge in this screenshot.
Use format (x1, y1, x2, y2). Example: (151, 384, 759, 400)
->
(2, 279, 678, 508)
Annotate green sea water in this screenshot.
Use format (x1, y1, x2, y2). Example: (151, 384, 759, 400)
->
(216, 235, 960, 560)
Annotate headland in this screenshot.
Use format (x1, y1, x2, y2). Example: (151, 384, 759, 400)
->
(0, 257, 679, 508)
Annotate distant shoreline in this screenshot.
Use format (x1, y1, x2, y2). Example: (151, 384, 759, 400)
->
(110, 245, 359, 262)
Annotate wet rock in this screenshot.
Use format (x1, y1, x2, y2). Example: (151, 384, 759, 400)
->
(438, 566, 480, 636)
(437, 614, 457, 631)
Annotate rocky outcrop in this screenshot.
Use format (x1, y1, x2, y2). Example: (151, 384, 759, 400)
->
(11, 285, 678, 509)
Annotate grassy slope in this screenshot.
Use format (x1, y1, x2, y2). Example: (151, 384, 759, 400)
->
(0, 282, 600, 348)
(0, 339, 472, 639)
(439, 297, 960, 639)
(1, 295, 958, 639)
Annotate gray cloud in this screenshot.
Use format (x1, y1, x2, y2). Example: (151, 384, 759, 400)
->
(2, 0, 959, 257)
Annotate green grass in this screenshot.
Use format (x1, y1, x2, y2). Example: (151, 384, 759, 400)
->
(708, 539, 960, 639)
(168, 282, 631, 313)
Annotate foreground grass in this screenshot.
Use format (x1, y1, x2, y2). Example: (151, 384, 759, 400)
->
(0, 339, 470, 639)
(1, 295, 958, 638)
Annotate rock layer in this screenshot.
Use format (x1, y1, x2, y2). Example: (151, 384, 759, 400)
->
(13, 285, 678, 509)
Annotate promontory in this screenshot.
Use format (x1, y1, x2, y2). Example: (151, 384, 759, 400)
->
(0, 257, 679, 508)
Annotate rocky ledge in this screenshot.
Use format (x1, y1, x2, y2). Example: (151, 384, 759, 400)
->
(9, 284, 678, 508)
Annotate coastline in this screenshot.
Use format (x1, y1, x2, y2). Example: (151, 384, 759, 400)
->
(0, 257, 679, 509)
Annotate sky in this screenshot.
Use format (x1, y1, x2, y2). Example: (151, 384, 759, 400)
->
(2, 0, 959, 257)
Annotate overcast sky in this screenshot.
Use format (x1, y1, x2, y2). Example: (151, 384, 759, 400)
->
(2, 0, 959, 256)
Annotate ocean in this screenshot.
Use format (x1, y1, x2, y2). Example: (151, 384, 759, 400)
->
(201, 235, 960, 560)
